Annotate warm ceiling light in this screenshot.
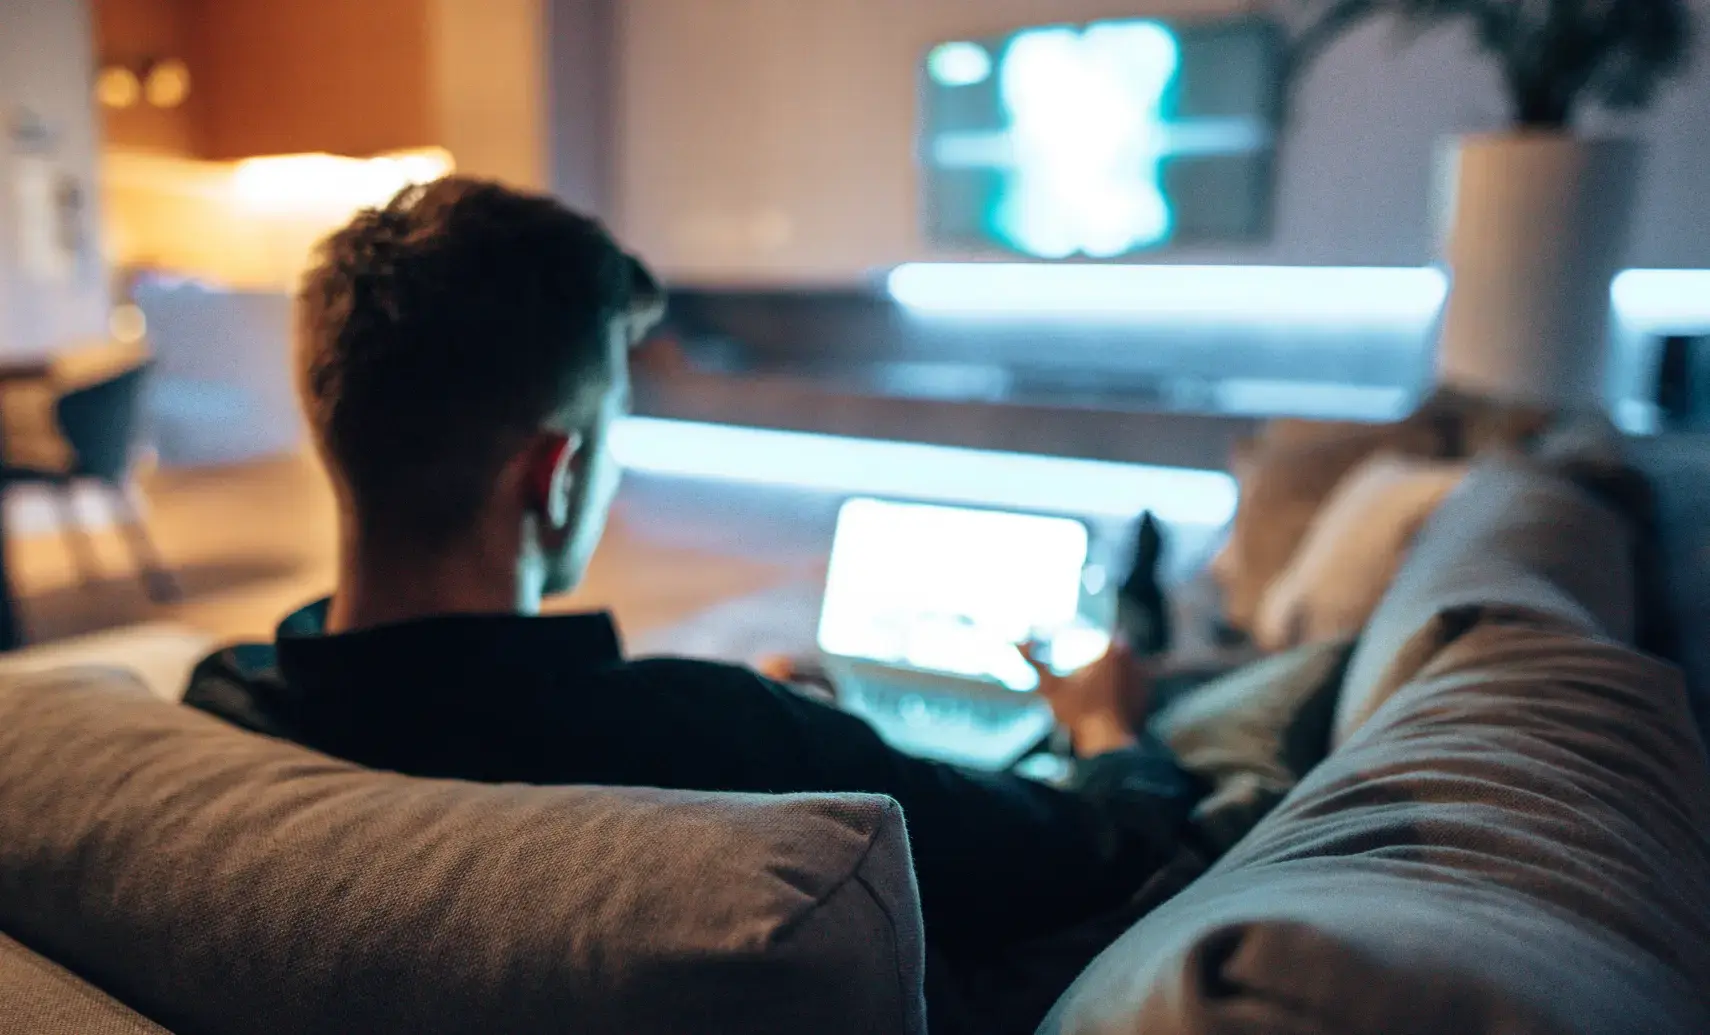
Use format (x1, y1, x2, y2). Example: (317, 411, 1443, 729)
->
(144, 59, 192, 109)
(96, 66, 141, 109)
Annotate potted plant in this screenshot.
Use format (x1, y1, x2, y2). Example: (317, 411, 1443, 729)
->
(1285, 0, 1694, 408)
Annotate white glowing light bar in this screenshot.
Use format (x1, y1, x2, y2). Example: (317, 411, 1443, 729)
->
(888, 263, 1450, 324)
(611, 417, 1237, 525)
(891, 262, 1710, 331)
(1611, 269, 1710, 332)
(231, 148, 453, 215)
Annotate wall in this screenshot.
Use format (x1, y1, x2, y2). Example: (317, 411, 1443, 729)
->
(615, 0, 1710, 285)
(0, 0, 111, 356)
(184, 0, 435, 159)
(547, 0, 616, 216)
(430, 0, 547, 189)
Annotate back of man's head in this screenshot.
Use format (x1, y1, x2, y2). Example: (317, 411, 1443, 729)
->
(297, 177, 654, 545)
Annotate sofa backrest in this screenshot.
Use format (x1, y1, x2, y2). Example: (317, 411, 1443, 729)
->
(1043, 456, 1710, 1035)
(0, 669, 926, 1035)
(0, 932, 169, 1035)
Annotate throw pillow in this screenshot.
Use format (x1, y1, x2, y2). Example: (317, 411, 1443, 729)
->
(1252, 453, 1468, 652)
(1150, 637, 1355, 854)
(1211, 390, 1550, 636)
(1212, 423, 1435, 635)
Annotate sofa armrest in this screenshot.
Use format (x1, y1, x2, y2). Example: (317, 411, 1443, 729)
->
(0, 931, 169, 1035)
(1041, 457, 1710, 1035)
(1043, 617, 1710, 1035)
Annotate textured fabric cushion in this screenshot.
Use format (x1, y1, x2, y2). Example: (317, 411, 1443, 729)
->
(1213, 419, 1445, 634)
(1043, 617, 1710, 1035)
(1253, 454, 1466, 652)
(1043, 457, 1710, 1035)
(1150, 638, 1354, 854)
(1212, 393, 1548, 636)
(0, 932, 170, 1035)
(1333, 454, 1636, 747)
(0, 669, 926, 1035)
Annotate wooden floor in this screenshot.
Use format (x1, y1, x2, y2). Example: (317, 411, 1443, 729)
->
(6, 453, 830, 653)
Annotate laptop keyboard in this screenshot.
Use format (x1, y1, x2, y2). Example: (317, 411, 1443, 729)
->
(838, 672, 1057, 771)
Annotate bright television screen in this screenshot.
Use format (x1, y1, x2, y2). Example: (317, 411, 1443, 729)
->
(920, 18, 1283, 259)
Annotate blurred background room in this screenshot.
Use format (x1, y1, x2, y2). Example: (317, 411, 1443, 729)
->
(0, 0, 1706, 677)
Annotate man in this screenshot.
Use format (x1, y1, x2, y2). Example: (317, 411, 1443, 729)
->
(185, 178, 1198, 962)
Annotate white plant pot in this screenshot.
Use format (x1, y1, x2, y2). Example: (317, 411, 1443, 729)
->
(1434, 133, 1641, 409)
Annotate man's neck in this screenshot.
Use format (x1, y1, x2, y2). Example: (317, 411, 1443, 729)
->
(327, 527, 532, 634)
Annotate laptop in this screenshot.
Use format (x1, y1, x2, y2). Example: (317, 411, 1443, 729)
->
(817, 498, 1111, 770)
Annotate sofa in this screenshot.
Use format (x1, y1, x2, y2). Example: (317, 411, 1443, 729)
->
(3, 438, 1709, 1034)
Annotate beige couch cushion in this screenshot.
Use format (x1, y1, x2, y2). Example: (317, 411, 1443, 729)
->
(0, 670, 925, 1035)
(1253, 454, 1465, 652)
(0, 932, 169, 1035)
(1212, 393, 1549, 636)
(1214, 418, 1443, 634)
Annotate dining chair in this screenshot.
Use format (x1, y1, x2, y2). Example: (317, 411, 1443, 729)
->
(3, 361, 179, 602)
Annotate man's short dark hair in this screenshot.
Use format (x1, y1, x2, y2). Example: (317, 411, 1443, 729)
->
(297, 177, 657, 542)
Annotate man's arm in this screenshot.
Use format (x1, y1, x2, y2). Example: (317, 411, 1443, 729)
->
(608, 658, 1199, 947)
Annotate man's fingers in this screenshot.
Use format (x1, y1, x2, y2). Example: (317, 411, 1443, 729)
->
(1015, 641, 1054, 681)
(755, 656, 797, 682)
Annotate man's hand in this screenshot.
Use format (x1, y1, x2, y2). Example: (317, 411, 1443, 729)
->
(755, 655, 838, 704)
(1018, 639, 1152, 757)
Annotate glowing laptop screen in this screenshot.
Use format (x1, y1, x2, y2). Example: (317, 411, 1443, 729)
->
(817, 498, 1090, 685)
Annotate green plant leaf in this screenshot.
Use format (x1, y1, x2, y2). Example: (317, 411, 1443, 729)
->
(1283, 0, 1695, 126)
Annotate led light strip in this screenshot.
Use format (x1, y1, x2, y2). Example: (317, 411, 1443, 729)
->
(611, 417, 1237, 525)
(889, 263, 1710, 331)
(613, 269, 1707, 524)
(1612, 269, 1710, 332)
(887, 263, 1450, 323)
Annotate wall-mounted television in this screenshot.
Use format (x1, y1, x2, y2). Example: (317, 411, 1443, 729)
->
(920, 18, 1284, 259)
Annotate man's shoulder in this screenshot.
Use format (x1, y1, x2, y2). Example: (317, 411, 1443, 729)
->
(183, 642, 305, 741)
(606, 654, 759, 682)
(552, 654, 827, 726)
(582, 654, 791, 701)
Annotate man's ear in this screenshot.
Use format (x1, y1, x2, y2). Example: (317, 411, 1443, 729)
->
(526, 431, 584, 529)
